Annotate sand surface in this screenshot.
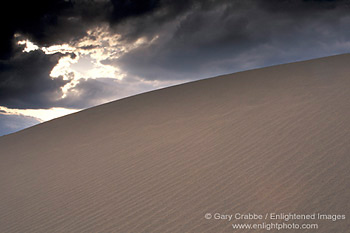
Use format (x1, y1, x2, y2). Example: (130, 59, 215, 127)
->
(1, 54, 350, 232)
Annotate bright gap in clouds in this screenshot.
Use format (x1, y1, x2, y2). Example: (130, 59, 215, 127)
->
(17, 39, 39, 52)
(7, 25, 180, 130)
(0, 106, 79, 122)
(16, 24, 159, 99)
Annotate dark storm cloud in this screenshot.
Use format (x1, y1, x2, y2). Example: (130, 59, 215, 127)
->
(109, 0, 350, 80)
(2, 0, 349, 59)
(0, 50, 68, 109)
(0, 0, 163, 60)
(110, 0, 160, 22)
(258, 0, 350, 13)
(0, 0, 73, 59)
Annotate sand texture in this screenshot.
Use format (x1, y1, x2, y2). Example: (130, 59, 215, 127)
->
(1, 54, 350, 232)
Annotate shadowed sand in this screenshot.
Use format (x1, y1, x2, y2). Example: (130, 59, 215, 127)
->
(1, 54, 349, 232)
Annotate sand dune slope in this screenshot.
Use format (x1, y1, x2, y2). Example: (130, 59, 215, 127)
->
(1, 54, 350, 232)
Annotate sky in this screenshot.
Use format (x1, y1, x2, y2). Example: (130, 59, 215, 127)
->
(1, 0, 350, 136)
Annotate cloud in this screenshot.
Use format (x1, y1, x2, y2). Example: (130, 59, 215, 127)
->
(0, 0, 164, 60)
(58, 77, 125, 108)
(0, 113, 40, 136)
(0, 0, 178, 111)
(0, 41, 175, 110)
(109, 0, 160, 22)
(1, 0, 350, 115)
(3, 0, 350, 59)
(0, 0, 74, 59)
(107, 0, 350, 81)
(0, 49, 69, 109)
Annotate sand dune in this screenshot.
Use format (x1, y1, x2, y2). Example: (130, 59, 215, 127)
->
(1, 54, 349, 232)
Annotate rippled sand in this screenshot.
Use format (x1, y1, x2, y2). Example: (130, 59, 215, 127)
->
(1, 54, 349, 232)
